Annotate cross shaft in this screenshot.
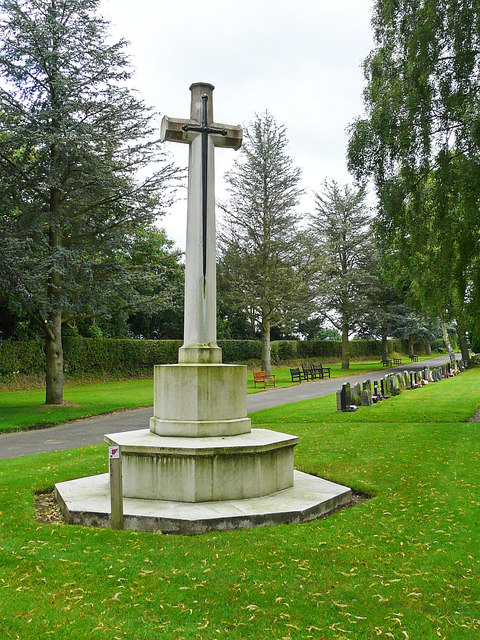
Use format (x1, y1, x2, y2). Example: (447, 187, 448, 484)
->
(160, 83, 242, 364)
(182, 94, 227, 279)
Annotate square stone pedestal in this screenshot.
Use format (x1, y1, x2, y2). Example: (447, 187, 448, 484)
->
(150, 363, 251, 437)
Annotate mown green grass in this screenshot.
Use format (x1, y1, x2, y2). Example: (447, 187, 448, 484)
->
(0, 379, 154, 433)
(0, 367, 479, 639)
(0, 353, 447, 433)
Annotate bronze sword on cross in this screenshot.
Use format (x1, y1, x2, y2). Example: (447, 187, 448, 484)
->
(181, 94, 227, 279)
(160, 83, 242, 362)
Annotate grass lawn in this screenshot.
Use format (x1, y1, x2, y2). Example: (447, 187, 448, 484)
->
(0, 379, 154, 434)
(1, 354, 445, 433)
(0, 367, 479, 639)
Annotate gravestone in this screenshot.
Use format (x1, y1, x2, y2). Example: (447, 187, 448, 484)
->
(389, 375, 396, 396)
(350, 382, 362, 406)
(361, 389, 373, 406)
(336, 390, 343, 412)
(380, 376, 390, 399)
(363, 379, 372, 393)
(337, 382, 357, 412)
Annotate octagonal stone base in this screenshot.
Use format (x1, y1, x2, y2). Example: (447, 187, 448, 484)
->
(54, 470, 352, 535)
(104, 428, 297, 502)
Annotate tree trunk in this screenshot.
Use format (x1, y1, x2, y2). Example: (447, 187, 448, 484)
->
(456, 324, 470, 367)
(261, 317, 271, 376)
(408, 334, 414, 357)
(441, 318, 456, 367)
(381, 333, 388, 361)
(45, 310, 64, 405)
(341, 321, 349, 370)
(425, 339, 431, 356)
(45, 199, 64, 404)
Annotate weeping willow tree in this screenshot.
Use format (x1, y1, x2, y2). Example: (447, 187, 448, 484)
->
(348, 0, 480, 364)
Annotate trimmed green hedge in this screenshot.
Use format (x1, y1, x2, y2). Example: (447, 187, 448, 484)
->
(0, 340, 45, 377)
(0, 336, 423, 380)
(218, 340, 262, 362)
(62, 338, 183, 376)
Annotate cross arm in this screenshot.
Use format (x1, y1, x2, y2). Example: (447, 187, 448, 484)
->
(161, 116, 242, 150)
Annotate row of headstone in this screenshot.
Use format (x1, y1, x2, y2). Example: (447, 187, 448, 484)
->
(336, 360, 462, 411)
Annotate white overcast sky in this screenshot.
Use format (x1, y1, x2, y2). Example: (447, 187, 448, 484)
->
(100, 0, 375, 250)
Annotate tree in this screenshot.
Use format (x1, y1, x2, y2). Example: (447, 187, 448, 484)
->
(348, 0, 480, 365)
(310, 181, 372, 369)
(218, 112, 317, 374)
(124, 227, 184, 340)
(0, 0, 179, 403)
(296, 317, 341, 341)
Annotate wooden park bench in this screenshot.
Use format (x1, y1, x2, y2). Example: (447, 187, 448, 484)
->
(393, 357, 402, 365)
(253, 370, 276, 389)
(301, 363, 316, 380)
(290, 368, 307, 383)
(313, 363, 331, 379)
(382, 357, 392, 367)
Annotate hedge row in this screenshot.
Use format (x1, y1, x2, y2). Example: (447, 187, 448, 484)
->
(0, 340, 46, 377)
(271, 338, 410, 361)
(0, 337, 417, 379)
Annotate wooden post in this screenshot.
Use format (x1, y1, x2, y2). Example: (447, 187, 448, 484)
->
(109, 446, 124, 529)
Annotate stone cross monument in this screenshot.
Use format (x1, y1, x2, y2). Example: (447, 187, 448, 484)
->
(53, 83, 352, 535)
(161, 82, 242, 364)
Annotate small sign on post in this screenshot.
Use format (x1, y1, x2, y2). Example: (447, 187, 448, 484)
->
(109, 445, 124, 530)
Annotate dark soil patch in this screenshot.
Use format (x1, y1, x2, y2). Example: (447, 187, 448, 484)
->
(34, 489, 67, 525)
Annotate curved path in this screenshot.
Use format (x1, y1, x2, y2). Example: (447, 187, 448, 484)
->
(0, 355, 453, 459)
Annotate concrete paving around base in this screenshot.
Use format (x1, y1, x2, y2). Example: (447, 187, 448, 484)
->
(0, 355, 454, 459)
(54, 470, 352, 535)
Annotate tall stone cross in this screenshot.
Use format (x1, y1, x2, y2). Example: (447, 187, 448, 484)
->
(161, 83, 242, 364)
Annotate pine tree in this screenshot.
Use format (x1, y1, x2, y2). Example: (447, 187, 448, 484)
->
(219, 112, 317, 374)
(310, 181, 372, 369)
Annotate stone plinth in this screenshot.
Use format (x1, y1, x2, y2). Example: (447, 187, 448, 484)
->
(150, 363, 251, 437)
(54, 470, 352, 535)
(104, 428, 297, 502)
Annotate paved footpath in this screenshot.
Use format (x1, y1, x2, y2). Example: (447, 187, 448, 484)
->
(0, 355, 453, 459)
